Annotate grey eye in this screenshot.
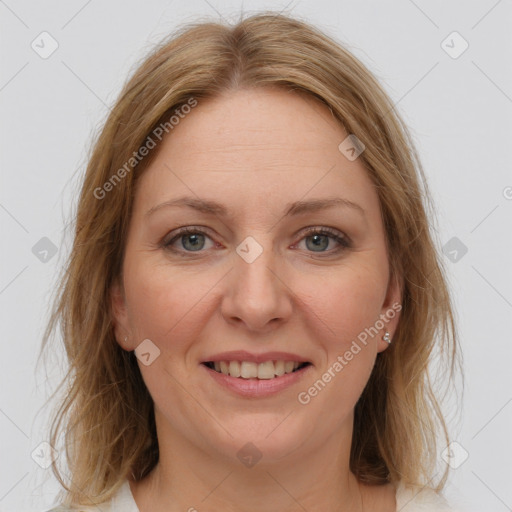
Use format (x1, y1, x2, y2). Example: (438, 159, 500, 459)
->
(180, 233, 206, 251)
(305, 234, 331, 252)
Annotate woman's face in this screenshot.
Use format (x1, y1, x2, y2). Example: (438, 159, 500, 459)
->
(112, 88, 401, 466)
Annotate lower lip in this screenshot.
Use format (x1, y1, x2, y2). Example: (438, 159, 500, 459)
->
(201, 364, 312, 398)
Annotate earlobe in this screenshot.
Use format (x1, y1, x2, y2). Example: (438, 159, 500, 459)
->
(110, 279, 132, 351)
(378, 271, 403, 353)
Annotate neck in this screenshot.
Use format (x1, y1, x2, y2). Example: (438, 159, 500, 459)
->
(131, 413, 364, 512)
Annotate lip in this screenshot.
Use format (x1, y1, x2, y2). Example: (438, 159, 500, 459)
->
(201, 350, 310, 364)
(201, 360, 313, 398)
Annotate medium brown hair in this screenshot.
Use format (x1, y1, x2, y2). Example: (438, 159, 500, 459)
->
(42, 11, 460, 506)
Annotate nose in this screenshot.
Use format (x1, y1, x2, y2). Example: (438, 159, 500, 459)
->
(220, 242, 293, 333)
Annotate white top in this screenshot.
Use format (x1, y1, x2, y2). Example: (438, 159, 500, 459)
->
(47, 479, 461, 511)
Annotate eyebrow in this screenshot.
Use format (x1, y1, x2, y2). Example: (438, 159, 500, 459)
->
(145, 196, 366, 218)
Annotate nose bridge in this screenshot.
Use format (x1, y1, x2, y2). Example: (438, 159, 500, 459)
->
(234, 234, 280, 299)
(221, 234, 292, 330)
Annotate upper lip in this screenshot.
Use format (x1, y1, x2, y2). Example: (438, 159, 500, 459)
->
(202, 350, 310, 364)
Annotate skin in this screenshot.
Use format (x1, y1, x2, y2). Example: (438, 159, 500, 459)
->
(111, 87, 401, 512)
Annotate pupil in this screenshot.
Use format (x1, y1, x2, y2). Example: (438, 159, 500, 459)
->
(307, 234, 328, 251)
(184, 234, 204, 251)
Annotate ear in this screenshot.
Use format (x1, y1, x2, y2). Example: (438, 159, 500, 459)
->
(110, 278, 135, 351)
(377, 270, 403, 353)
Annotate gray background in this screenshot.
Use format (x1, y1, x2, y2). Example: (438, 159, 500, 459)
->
(1, 0, 511, 510)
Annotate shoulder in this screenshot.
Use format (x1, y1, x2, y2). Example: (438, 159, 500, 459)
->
(395, 481, 461, 511)
(45, 506, 104, 512)
(46, 481, 138, 512)
(45, 505, 111, 512)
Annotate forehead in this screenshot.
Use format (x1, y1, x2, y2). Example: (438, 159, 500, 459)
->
(134, 88, 379, 220)
(161, 88, 344, 165)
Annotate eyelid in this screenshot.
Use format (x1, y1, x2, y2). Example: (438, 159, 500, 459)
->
(297, 226, 350, 245)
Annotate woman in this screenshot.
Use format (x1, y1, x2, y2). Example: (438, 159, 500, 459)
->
(44, 12, 461, 512)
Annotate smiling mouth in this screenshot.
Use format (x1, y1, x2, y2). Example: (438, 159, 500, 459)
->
(203, 360, 311, 380)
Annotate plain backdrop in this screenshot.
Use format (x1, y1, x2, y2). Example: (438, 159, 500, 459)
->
(1, 1, 511, 511)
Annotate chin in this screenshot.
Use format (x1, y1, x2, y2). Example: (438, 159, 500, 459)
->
(201, 412, 313, 467)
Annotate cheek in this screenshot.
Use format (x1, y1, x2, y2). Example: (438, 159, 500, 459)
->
(295, 266, 386, 425)
(300, 260, 388, 349)
(123, 255, 227, 362)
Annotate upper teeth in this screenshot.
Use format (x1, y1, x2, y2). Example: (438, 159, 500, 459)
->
(212, 361, 302, 379)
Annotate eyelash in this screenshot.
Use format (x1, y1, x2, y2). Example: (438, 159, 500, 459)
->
(162, 226, 351, 256)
